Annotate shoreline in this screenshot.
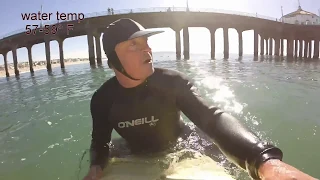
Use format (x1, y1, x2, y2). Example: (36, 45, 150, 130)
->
(0, 59, 93, 78)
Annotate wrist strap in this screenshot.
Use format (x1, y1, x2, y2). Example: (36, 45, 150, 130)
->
(246, 144, 283, 180)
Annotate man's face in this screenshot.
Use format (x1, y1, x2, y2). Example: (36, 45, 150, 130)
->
(114, 36, 154, 80)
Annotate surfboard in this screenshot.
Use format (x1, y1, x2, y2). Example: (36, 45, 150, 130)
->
(100, 149, 236, 180)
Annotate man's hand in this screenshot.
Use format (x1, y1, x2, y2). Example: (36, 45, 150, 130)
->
(83, 165, 104, 180)
(258, 159, 318, 180)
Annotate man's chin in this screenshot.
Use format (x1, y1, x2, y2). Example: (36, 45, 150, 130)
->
(146, 66, 155, 77)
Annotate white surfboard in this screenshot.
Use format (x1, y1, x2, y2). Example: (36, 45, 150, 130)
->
(100, 149, 236, 180)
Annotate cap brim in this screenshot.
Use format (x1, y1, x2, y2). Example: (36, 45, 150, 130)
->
(129, 29, 165, 39)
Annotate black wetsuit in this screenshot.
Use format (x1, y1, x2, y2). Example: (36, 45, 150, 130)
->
(89, 67, 283, 179)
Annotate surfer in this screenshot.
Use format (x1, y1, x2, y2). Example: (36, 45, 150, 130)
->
(83, 18, 317, 180)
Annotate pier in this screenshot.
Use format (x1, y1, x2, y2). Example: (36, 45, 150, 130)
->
(0, 7, 320, 77)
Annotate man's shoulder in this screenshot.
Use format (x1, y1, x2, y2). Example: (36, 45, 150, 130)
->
(91, 76, 118, 100)
(147, 67, 194, 95)
(153, 67, 192, 84)
(153, 67, 188, 80)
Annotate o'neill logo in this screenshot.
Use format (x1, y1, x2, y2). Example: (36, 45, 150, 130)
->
(118, 116, 159, 128)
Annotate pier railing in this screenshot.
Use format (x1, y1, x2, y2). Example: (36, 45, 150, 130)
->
(0, 7, 315, 40)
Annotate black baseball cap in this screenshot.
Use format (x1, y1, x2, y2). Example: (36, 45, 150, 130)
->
(102, 18, 164, 56)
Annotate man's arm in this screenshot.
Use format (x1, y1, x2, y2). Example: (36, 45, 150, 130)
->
(89, 91, 113, 170)
(174, 72, 283, 179)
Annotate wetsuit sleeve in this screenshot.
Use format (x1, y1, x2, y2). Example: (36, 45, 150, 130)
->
(89, 91, 113, 170)
(174, 72, 283, 179)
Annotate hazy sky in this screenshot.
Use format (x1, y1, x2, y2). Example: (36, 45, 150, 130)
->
(0, 0, 319, 64)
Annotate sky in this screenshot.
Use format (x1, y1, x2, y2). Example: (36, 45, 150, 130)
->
(0, 0, 319, 64)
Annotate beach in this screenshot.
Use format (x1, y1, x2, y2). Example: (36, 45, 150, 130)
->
(0, 58, 91, 77)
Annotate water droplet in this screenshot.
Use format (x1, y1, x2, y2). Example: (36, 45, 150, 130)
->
(11, 136, 19, 140)
(47, 121, 52, 125)
(64, 135, 73, 142)
(48, 143, 59, 149)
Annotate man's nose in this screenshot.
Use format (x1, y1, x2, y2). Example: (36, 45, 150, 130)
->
(142, 43, 152, 52)
(142, 44, 152, 58)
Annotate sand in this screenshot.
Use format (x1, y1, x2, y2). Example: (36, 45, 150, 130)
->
(0, 60, 90, 78)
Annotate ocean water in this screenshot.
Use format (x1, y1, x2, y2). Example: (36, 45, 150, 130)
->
(0, 52, 319, 180)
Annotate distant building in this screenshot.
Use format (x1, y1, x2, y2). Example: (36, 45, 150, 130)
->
(280, 5, 320, 25)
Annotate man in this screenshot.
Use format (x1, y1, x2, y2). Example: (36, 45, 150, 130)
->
(83, 18, 317, 180)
